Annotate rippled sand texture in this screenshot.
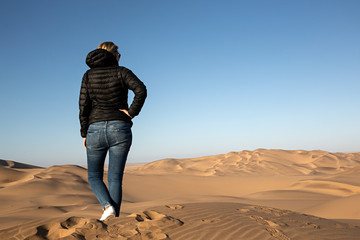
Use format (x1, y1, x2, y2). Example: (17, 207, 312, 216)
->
(1, 149, 360, 239)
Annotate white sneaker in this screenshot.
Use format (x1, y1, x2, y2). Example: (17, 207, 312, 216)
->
(100, 205, 115, 221)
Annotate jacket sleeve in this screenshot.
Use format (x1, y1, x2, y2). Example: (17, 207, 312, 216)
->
(79, 71, 92, 137)
(122, 68, 147, 118)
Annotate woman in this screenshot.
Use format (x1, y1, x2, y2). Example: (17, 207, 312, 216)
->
(79, 42, 147, 221)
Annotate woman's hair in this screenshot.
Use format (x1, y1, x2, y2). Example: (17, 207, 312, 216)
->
(97, 41, 119, 57)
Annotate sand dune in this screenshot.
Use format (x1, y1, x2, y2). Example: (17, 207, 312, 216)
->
(290, 179, 360, 196)
(303, 194, 360, 219)
(0, 159, 43, 169)
(130, 149, 360, 176)
(1, 149, 360, 239)
(0, 163, 98, 231)
(0, 167, 31, 186)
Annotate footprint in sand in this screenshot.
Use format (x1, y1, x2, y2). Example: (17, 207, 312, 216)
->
(238, 208, 251, 213)
(249, 215, 291, 240)
(128, 210, 184, 239)
(200, 217, 222, 224)
(249, 206, 291, 217)
(265, 227, 291, 240)
(106, 220, 139, 239)
(25, 210, 184, 240)
(165, 204, 184, 210)
(25, 217, 106, 240)
(301, 222, 321, 229)
(129, 210, 167, 222)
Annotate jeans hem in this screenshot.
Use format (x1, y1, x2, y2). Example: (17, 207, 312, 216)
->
(103, 203, 112, 210)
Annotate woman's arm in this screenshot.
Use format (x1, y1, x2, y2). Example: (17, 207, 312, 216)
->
(79, 71, 92, 138)
(122, 69, 147, 118)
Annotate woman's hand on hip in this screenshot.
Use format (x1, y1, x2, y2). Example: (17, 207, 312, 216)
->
(119, 109, 133, 119)
(83, 138, 86, 149)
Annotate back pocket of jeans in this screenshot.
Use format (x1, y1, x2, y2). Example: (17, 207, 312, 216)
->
(86, 130, 101, 149)
(111, 128, 132, 147)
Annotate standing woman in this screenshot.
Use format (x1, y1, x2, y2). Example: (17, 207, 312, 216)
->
(79, 42, 147, 221)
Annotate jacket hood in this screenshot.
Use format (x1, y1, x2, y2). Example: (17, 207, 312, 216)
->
(86, 49, 118, 68)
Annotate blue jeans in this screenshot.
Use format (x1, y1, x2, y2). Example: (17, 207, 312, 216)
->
(86, 120, 132, 217)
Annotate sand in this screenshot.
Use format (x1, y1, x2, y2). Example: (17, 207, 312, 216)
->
(1, 149, 360, 239)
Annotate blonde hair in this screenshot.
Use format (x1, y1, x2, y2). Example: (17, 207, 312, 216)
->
(97, 41, 119, 57)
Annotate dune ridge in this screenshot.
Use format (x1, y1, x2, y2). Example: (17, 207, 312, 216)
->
(0, 159, 43, 169)
(129, 149, 360, 176)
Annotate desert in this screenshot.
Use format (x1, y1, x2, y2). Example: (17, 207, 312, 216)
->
(1, 149, 360, 239)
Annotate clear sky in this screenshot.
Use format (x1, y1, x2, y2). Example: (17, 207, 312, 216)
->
(0, 0, 359, 167)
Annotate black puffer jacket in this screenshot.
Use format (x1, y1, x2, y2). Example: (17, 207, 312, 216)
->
(79, 49, 147, 137)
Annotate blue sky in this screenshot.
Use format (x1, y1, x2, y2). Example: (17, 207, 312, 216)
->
(0, 0, 359, 167)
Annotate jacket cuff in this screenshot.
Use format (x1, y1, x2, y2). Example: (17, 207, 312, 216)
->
(81, 130, 87, 138)
(128, 109, 136, 118)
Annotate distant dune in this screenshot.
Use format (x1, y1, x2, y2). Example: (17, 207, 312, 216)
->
(129, 149, 360, 176)
(1, 149, 360, 239)
(0, 159, 43, 169)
